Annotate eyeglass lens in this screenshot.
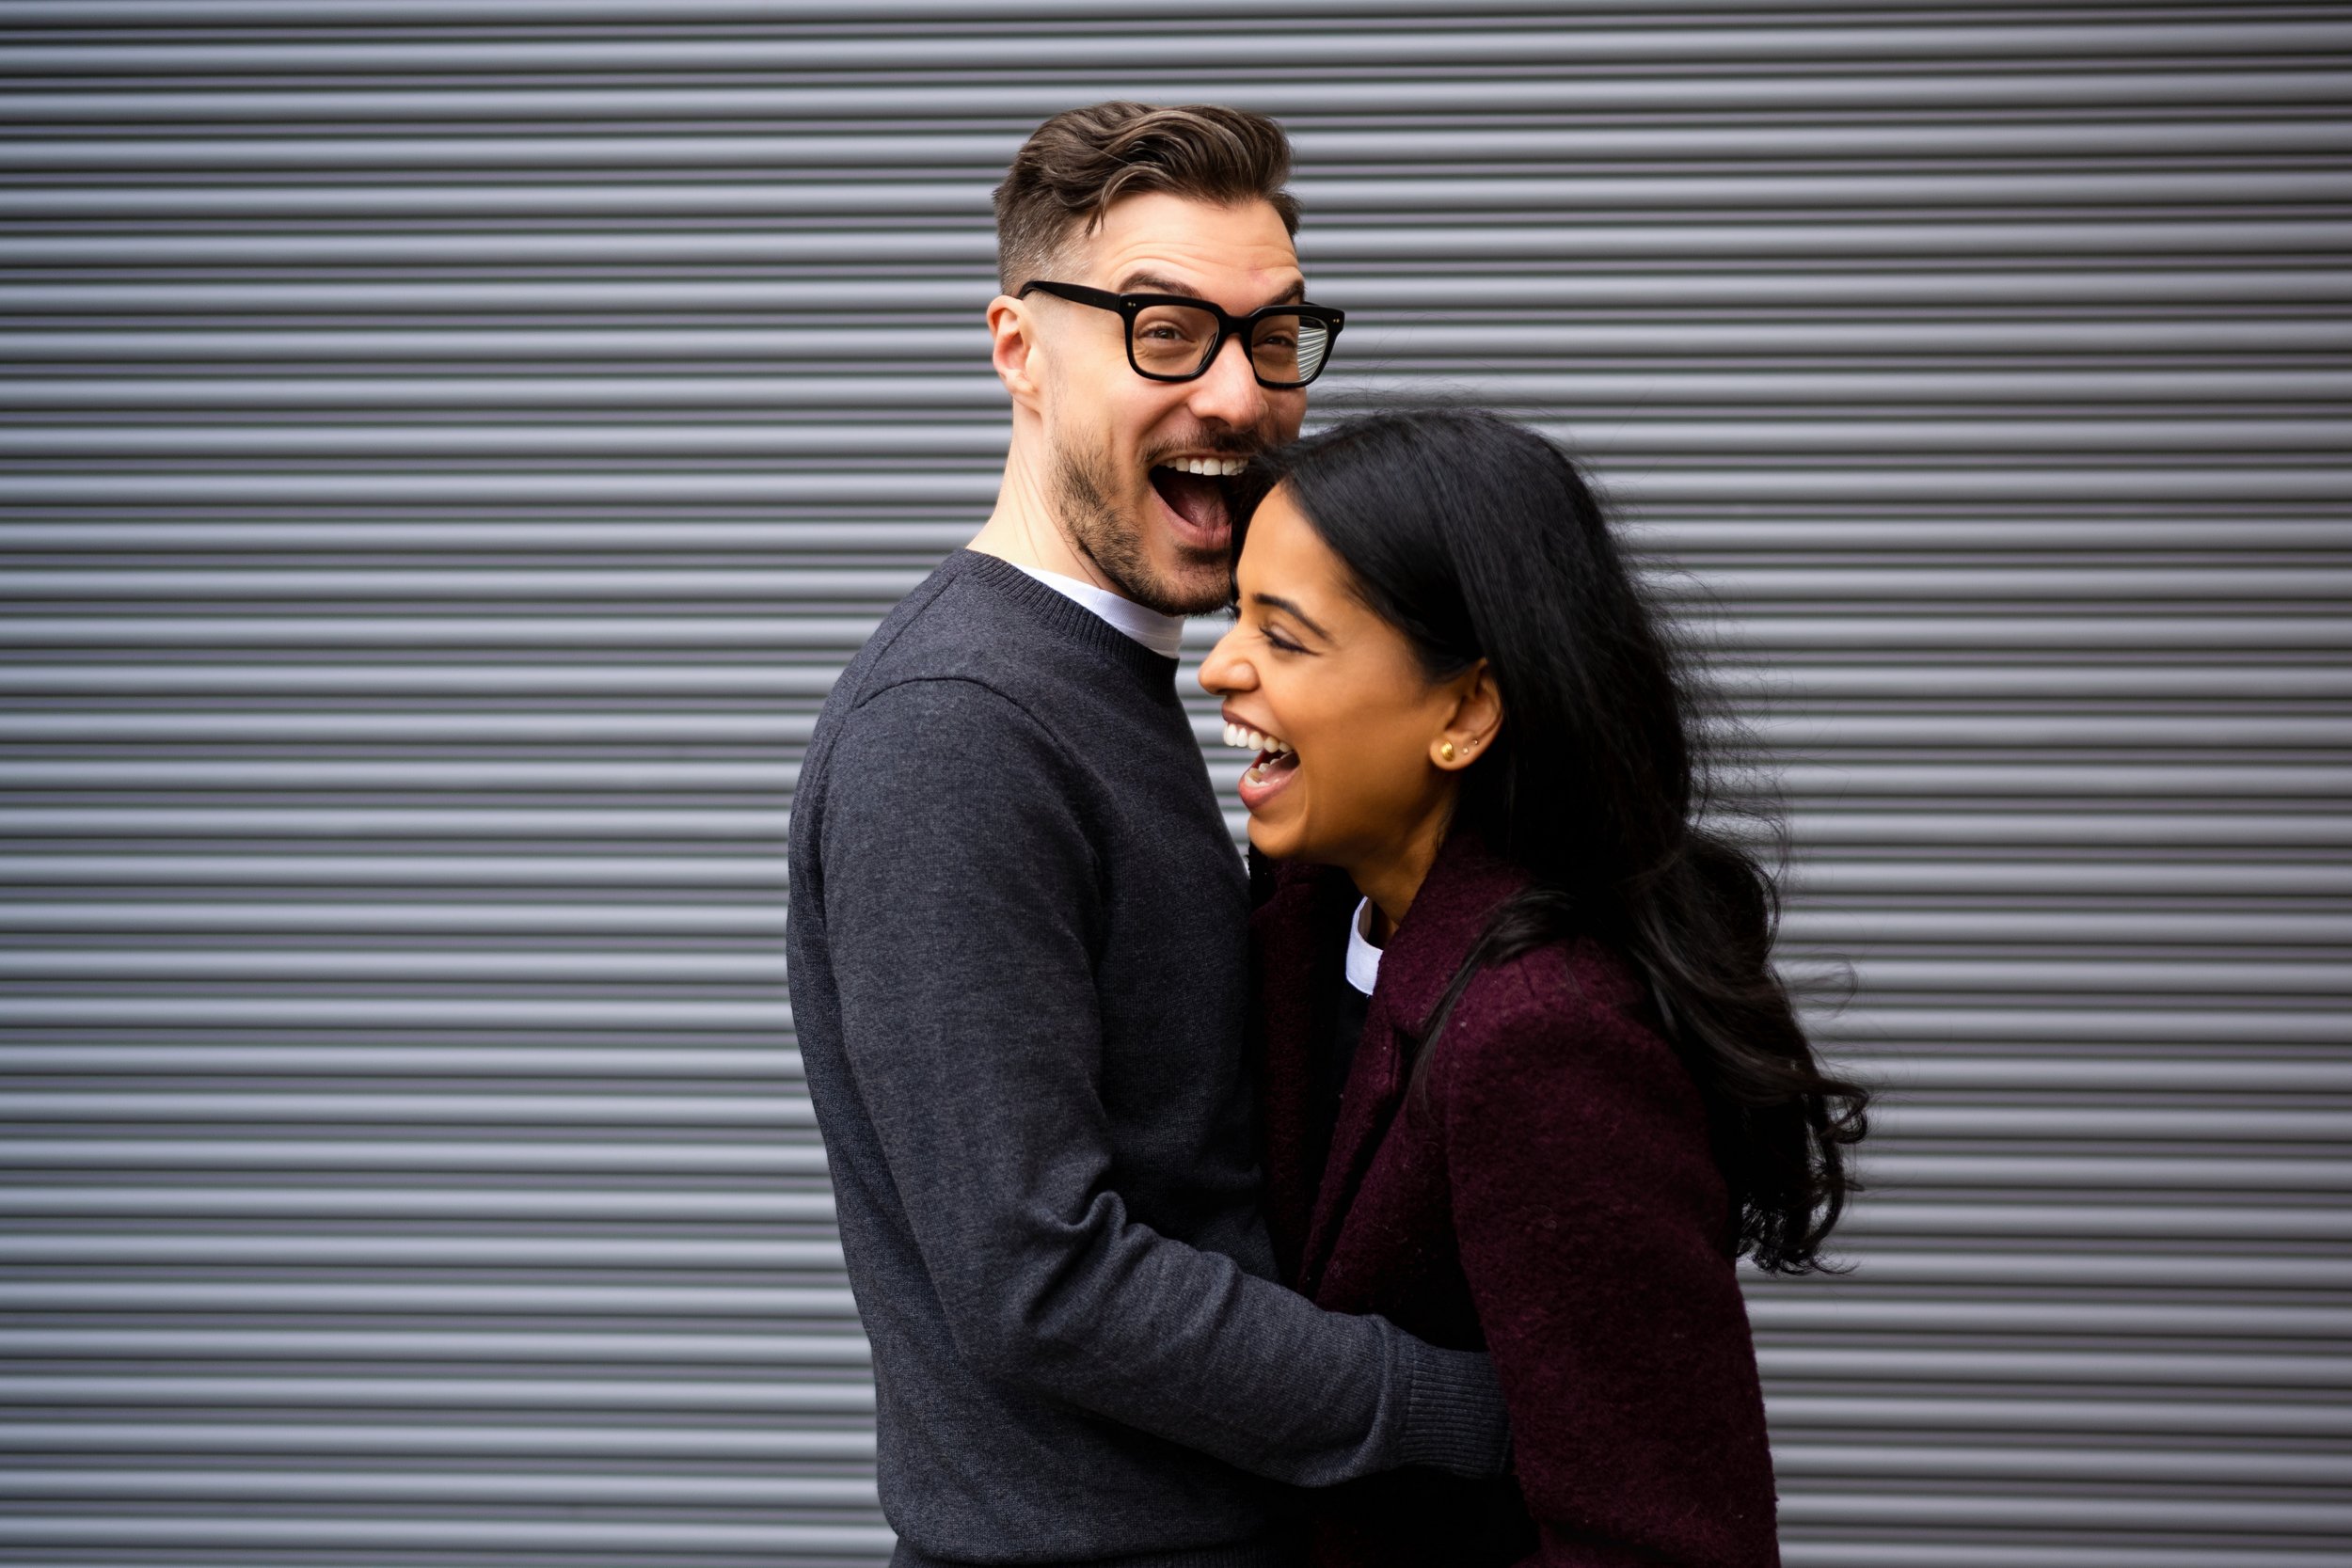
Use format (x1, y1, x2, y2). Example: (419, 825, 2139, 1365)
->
(1130, 303, 1332, 385)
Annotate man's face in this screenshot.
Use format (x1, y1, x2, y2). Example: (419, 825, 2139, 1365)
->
(1021, 192, 1309, 615)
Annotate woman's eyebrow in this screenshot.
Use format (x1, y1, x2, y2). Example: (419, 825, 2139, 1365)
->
(1251, 593, 1330, 641)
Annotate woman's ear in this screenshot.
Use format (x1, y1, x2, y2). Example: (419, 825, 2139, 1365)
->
(989, 295, 1042, 406)
(1433, 659, 1503, 771)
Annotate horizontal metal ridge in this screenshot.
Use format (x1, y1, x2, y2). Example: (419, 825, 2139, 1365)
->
(0, 1513, 898, 1553)
(4, 117, 2349, 167)
(2, 1138, 833, 1172)
(0, 1327, 874, 1361)
(1756, 1345, 2352, 1386)
(8, 562, 2352, 599)
(0, 1418, 875, 1456)
(0, 1468, 884, 1506)
(1778, 1490, 2352, 1535)
(3, 520, 2350, 556)
(9, 19, 2348, 72)
(10, 268, 2351, 310)
(0, 1185, 835, 1219)
(6, 467, 2345, 506)
(0, 1278, 861, 1316)
(6, 61, 2350, 109)
(1, 1372, 877, 1410)
(12, 169, 2352, 219)
(0, 1233, 844, 1266)
(1765, 1391, 2352, 1439)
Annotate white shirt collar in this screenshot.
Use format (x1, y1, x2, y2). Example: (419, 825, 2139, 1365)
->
(1344, 896, 1384, 997)
(1011, 563, 1189, 659)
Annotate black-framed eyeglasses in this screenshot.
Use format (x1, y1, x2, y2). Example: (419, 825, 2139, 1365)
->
(1017, 280, 1344, 389)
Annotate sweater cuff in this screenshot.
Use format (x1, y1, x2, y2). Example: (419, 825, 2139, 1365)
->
(1394, 1339, 1512, 1478)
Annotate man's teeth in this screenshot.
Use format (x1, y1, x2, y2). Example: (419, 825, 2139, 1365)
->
(1162, 455, 1248, 478)
(1222, 721, 1294, 756)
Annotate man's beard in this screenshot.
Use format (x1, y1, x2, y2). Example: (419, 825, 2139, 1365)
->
(1049, 435, 1232, 617)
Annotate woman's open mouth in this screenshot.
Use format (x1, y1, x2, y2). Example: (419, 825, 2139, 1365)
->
(1224, 719, 1301, 811)
(1150, 455, 1248, 547)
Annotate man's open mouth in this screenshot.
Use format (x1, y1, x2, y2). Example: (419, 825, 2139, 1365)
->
(1149, 454, 1249, 538)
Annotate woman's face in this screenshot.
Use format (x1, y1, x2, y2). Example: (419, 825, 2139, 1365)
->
(1199, 485, 1486, 873)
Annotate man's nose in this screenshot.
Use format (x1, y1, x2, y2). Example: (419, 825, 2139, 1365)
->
(1184, 332, 1270, 429)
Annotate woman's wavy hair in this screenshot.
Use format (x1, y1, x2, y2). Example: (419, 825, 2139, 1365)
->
(1234, 409, 1868, 1274)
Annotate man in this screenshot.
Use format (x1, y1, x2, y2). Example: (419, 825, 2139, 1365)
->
(787, 103, 1510, 1568)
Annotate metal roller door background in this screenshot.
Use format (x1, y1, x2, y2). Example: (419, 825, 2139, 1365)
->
(1, 3, 2345, 1564)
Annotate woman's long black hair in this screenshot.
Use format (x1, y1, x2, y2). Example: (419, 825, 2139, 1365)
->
(1235, 409, 1868, 1275)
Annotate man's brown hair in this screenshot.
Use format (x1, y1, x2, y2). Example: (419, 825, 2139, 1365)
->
(993, 102, 1300, 293)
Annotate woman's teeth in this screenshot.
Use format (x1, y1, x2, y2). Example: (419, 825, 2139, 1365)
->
(1225, 721, 1296, 787)
(1164, 455, 1248, 478)
(1222, 721, 1293, 756)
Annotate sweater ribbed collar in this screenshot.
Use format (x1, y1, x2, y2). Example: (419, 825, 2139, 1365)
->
(952, 548, 1187, 689)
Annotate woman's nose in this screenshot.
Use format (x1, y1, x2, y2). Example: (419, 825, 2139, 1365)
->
(1197, 627, 1251, 694)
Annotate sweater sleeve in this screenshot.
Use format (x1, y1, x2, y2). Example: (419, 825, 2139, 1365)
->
(810, 676, 1508, 1487)
(1441, 958, 1782, 1568)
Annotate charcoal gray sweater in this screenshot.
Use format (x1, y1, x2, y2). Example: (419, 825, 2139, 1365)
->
(787, 550, 1508, 1568)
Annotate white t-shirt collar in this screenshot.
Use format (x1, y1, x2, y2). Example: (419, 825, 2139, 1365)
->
(1012, 563, 1189, 659)
(1345, 896, 1384, 997)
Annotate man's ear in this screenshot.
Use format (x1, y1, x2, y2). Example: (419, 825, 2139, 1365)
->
(989, 295, 1044, 410)
(1434, 660, 1504, 771)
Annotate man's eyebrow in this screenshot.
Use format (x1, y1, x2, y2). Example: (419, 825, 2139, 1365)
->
(1112, 270, 1194, 295)
(1114, 271, 1309, 309)
(1251, 592, 1330, 641)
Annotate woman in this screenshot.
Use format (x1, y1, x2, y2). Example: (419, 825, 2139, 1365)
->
(1198, 410, 1868, 1567)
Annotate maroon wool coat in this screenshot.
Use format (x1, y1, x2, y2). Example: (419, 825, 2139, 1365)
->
(1249, 833, 1781, 1568)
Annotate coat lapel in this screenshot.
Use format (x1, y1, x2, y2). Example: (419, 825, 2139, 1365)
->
(1296, 985, 1406, 1296)
(1248, 859, 1356, 1286)
(1293, 832, 1533, 1298)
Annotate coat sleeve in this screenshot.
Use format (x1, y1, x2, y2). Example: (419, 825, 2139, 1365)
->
(1439, 955, 1782, 1568)
(809, 675, 1508, 1486)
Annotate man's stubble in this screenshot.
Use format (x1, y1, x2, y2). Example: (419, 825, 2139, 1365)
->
(1050, 432, 1231, 618)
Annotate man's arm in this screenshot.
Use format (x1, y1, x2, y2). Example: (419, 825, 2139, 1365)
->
(812, 676, 1507, 1486)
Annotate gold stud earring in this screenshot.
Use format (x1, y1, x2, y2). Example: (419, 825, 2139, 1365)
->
(1439, 740, 1457, 763)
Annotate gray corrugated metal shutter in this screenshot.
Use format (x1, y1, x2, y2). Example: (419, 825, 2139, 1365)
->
(2, 5, 2345, 1565)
